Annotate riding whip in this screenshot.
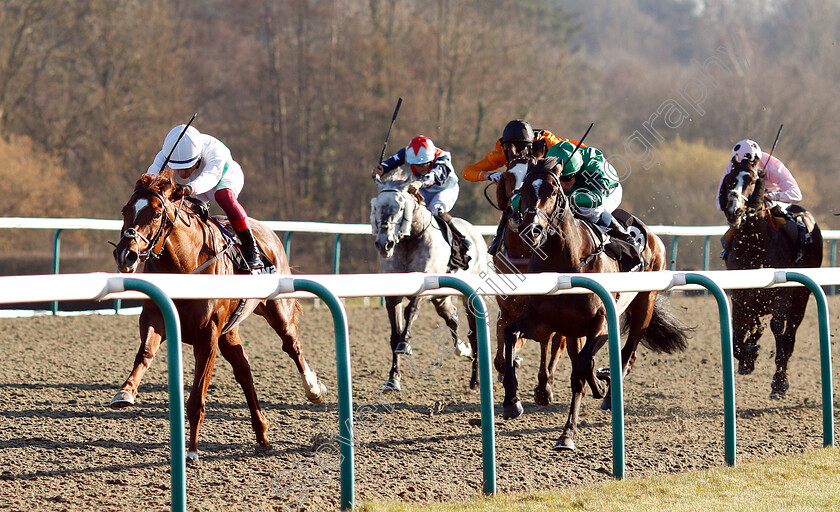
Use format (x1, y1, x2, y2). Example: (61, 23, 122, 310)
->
(563, 122, 594, 170)
(377, 98, 403, 166)
(762, 124, 783, 171)
(159, 113, 198, 173)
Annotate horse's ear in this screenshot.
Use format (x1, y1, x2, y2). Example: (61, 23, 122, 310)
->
(135, 173, 154, 190)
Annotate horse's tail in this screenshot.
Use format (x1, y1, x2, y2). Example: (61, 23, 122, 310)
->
(639, 295, 693, 354)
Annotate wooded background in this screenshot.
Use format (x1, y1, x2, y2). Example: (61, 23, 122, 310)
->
(1, 0, 838, 274)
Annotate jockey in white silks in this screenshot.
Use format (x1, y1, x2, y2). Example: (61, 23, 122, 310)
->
(717, 138, 807, 260)
(148, 124, 267, 273)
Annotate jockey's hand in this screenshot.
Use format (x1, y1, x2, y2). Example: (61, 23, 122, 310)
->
(371, 165, 384, 178)
(407, 181, 423, 194)
(487, 172, 502, 183)
(174, 184, 193, 198)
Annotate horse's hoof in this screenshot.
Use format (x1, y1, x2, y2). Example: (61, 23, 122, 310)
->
(514, 356, 523, 368)
(770, 381, 789, 399)
(309, 382, 328, 404)
(469, 380, 479, 391)
(600, 396, 612, 411)
(534, 384, 553, 406)
(454, 339, 472, 358)
(553, 436, 575, 451)
(186, 451, 200, 463)
(502, 401, 524, 420)
(109, 390, 135, 408)
(255, 443, 274, 455)
(382, 379, 402, 393)
(394, 342, 412, 355)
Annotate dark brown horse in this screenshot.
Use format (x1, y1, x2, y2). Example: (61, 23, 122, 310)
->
(502, 157, 689, 450)
(718, 160, 822, 397)
(111, 169, 327, 461)
(492, 161, 565, 408)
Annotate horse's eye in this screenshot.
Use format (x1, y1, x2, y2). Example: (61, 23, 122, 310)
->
(153, 211, 162, 219)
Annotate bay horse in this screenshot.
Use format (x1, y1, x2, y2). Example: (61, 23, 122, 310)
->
(370, 175, 489, 393)
(718, 160, 822, 397)
(502, 157, 690, 450)
(492, 159, 565, 408)
(111, 169, 328, 461)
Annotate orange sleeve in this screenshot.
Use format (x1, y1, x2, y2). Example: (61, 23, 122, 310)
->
(461, 140, 509, 182)
(541, 130, 584, 150)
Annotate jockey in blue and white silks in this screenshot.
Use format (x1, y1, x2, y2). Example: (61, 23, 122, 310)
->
(371, 135, 471, 269)
(373, 135, 459, 216)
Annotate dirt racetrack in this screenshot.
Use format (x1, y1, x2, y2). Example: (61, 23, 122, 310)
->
(1, 294, 839, 511)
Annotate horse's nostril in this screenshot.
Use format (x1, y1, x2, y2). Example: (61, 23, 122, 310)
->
(125, 251, 138, 267)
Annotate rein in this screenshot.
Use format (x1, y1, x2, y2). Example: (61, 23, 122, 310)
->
(379, 188, 433, 237)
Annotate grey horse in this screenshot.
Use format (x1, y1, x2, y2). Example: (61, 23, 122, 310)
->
(370, 176, 489, 392)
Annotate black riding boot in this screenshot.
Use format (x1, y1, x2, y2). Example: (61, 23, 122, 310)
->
(235, 227, 265, 274)
(438, 212, 472, 271)
(606, 217, 644, 271)
(488, 212, 507, 256)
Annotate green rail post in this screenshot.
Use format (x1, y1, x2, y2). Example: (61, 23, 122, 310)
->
(333, 234, 342, 274)
(683, 273, 736, 466)
(670, 235, 679, 271)
(284, 233, 292, 264)
(51, 229, 62, 315)
(784, 272, 835, 447)
(831, 240, 837, 296)
(121, 278, 186, 512)
(291, 279, 355, 510)
(435, 276, 497, 494)
(561, 276, 624, 479)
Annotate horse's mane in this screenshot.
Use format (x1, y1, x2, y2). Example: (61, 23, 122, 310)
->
(135, 169, 176, 196)
(530, 156, 560, 175)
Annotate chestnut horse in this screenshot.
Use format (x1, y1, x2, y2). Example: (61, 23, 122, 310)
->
(111, 169, 327, 461)
(718, 160, 822, 397)
(492, 160, 565, 408)
(502, 158, 689, 450)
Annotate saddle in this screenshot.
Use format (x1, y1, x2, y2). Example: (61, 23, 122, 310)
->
(209, 216, 277, 275)
(603, 209, 648, 273)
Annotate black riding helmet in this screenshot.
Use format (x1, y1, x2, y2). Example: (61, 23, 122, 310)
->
(500, 119, 534, 143)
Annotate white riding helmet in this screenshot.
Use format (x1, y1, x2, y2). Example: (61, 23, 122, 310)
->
(732, 139, 762, 163)
(405, 136, 436, 165)
(163, 125, 202, 169)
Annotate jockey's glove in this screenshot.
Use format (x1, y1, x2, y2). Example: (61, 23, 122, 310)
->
(487, 172, 502, 183)
(175, 184, 193, 197)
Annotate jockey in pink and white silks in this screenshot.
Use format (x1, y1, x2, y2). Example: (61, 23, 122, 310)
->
(371, 136, 472, 268)
(716, 139, 802, 211)
(148, 124, 267, 273)
(717, 138, 808, 260)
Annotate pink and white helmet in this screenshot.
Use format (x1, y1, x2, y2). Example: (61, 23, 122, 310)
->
(405, 136, 436, 165)
(732, 139, 762, 163)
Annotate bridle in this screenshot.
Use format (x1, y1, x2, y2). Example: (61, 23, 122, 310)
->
(119, 188, 185, 262)
(726, 167, 768, 225)
(517, 170, 568, 248)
